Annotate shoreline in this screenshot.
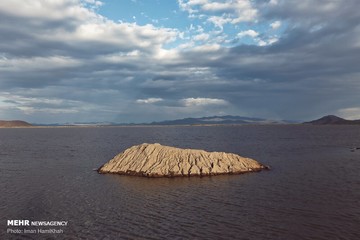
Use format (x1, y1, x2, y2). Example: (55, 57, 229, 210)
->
(0, 123, 300, 129)
(2, 123, 360, 129)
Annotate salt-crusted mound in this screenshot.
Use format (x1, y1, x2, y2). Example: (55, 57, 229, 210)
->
(98, 143, 268, 177)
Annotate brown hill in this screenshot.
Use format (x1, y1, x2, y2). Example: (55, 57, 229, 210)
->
(304, 115, 360, 125)
(0, 120, 32, 127)
(98, 143, 268, 177)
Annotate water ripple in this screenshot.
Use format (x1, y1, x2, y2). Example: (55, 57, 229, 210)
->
(1, 126, 360, 239)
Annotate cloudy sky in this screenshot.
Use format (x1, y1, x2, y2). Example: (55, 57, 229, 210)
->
(1, 0, 360, 123)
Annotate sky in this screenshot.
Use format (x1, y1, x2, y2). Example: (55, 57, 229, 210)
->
(0, 0, 360, 123)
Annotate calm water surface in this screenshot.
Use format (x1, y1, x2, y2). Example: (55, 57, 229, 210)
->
(0, 125, 359, 239)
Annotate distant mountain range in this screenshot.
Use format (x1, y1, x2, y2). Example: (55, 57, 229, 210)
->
(5, 115, 360, 127)
(0, 120, 32, 127)
(147, 115, 294, 125)
(32, 115, 296, 126)
(49, 115, 360, 126)
(32, 121, 115, 126)
(304, 115, 360, 125)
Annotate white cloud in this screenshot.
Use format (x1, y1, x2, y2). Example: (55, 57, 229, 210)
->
(181, 97, 228, 107)
(186, 0, 208, 5)
(257, 39, 267, 46)
(238, 29, 259, 38)
(338, 107, 360, 120)
(270, 21, 282, 29)
(0, 0, 96, 21)
(0, 56, 81, 71)
(177, 42, 195, 49)
(193, 33, 210, 41)
(136, 98, 163, 104)
(72, 22, 179, 49)
(201, 2, 233, 11)
(17, 106, 79, 115)
(0, 93, 84, 115)
(267, 37, 279, 44)
(191, 44, 221, 53)
(207, 15, 232, 29)
(82, 0, 103, 8)
(256, 37, 278, 46)
(179, 0, 258, 28)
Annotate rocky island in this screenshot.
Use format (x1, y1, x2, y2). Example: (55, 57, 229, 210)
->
(98, 143, 268, 177)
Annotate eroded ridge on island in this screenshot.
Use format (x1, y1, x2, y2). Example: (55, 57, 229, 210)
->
(98, 143, 269, 177)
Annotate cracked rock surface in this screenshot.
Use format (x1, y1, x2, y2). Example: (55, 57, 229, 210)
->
(98, 143, 267, 177)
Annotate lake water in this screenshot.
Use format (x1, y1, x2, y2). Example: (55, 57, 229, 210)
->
(0, 125, 359, 239)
